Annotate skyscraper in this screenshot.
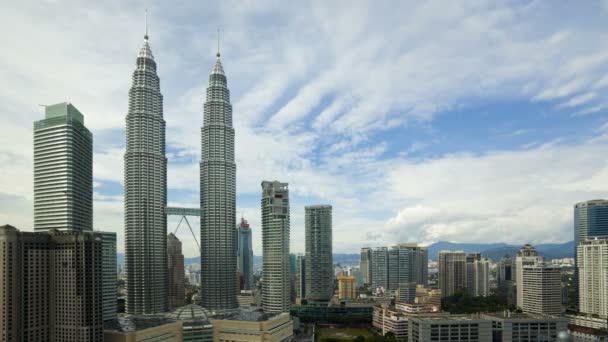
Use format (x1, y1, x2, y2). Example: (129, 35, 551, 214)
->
(438, 251, 466, 298)
(34, 102, 92, 231)
(388, 246, 400, 293)
(237, 218, 254, 291)
(0, 225, 104, 341)
(200, 47, 238, 311)
(465, 252, 481, 296)
(397, 244, 428, 288)
(515, 244, 544, 308)
(124, 30, 168, 314)
(167, 233, 185, 310)
(521, 263, 562, 315)
(371, 247, 389, 291)
(100, 231, 117, 321)
(360, 247, 372, 285)
(295, 255, 306, 299)
(473, 258, 490, 297)
(304, 205, 333, 301)
(577, 238, 608, 319)
(261, 181, 290, 313)
(574, 199, 608, 309)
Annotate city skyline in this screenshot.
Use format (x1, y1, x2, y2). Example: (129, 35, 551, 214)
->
(4, 2, 608, 258)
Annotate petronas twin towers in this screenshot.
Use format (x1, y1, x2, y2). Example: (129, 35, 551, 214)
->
(124, 30, 237, 314)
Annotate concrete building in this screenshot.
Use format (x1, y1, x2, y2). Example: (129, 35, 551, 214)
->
(261, 181, 291, 313)
(372, 247, 389, 291)
(168, 233, 185, 310)
(566, 314, 608, 342)
(361, 247, 372, 285)
(124, 30, 168, 314)
(577, 238, 608, 319)
(474, 258, 490, 297)
(34, 102, 93, 232)
(396, 282, 417, 303)
(100, 231, 118, 321)
(0, 225, 104, 341)
(200, 47, 238, 311)
(438, 251, 467, 297)
(521, 263, 562, 315)
(237, 218, 254, 291)
(497, 255, 515, 304)
(104, 316, 183, 342)
(305, 205, 333, 301)
(408, 314, 492, 342)
(373, 305, 409, 340)
(481, 312, 568, 342)
(338, 275, 356, 300)
(415, 286, 442, 311)
(398, 244, 428, 287)
(210, 309, 293, 342)
(515, 244, 544, 309)
(167, 304, 214, 342)
(465, 253, 481, 296)
(295, 255, 306, 299)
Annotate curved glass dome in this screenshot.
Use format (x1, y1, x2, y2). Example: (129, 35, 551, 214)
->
(167, 304, 214, 322)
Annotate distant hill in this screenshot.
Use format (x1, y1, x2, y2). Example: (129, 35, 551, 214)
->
(426, 241, 574, 262)
(116, 241, 574, 266)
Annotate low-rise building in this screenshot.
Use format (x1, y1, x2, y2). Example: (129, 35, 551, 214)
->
(167, 304, 214, 342)
(103, 316, 183, 342)
(210, 309, 293, 342)
(338, 275, 356, 300)
(408, 314, 492, 342)
(566, 314, 608, 342)
(481, 312, 568, 342)
(290, 300, 374, 323)
(373, 305, 408, 341)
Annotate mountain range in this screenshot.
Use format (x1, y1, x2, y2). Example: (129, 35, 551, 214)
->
(116, 240, 574, 266)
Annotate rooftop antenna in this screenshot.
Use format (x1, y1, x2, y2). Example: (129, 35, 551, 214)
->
(144, 9, 149, 40)
(216, 28, 220, 58)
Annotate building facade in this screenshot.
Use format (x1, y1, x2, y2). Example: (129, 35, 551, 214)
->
(521, 264, 562, 315)
(0, 225, 104, 341)
(577, 238, 608, 319)
(104, 317, 183, 342)
(34, 102, 92, 232)
(438, 251, 467, 298)
(474, 258, 490, 297)
(124, 32, 168, 314)
(261, 181, 291, 313)
(199, 48, 238, 311)
(295, 255, 306, 299)
(515, 244, 544, 309)
(372, 247, 389, 291)
(408, 314, 492, 342)
(305, 205, 333, 301)
(210, 311, 293, 342)
(100, 231, 118, 321)
(337, 275, 356, 300)
(361, 247, 372, 285)
(237, 218, 254, 291)
(168, 233, 185, 310)
(465, 253, 481, 297)
(481, 312, 568, 342)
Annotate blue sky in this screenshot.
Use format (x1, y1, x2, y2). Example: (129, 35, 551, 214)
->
(2, 1, 608, 257)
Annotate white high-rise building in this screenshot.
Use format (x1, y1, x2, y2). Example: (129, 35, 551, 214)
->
(521, 263, 562, 315)
(515, 244, 544, 308)
(577, 238, 608, 318)
(474, 258, 490, 297)
(261, 181, 290, 313)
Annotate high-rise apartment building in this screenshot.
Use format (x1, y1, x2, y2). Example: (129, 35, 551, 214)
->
(34, 102, 92, 231)
(388, 246, 400, 293)
(167, 233, 185, 310)
(474, 258, 490, 297)
(124, 31, 168, 314)
(520, 263, 562, 315)
(100, 231, 117, 321)
(295, 255, 306, 299)
(360, 247, 372, 285)
(372, 247, 389, 291)
(577, 238, 608, 318)
(574, 200, 608, 309)
(515, 244, 544, 309)
(465, 252, 481, 296)
(237, 218, 254, 291)
(261, 181, 290, 313)
(200, 48, 238, 311)
(0, 225, 103, 341)
(397, 244, 428, 288)
(497, 254, 514, 286)
(305, 205, 333, 301)
(337, 275, 356, 300)
(438, 251, 467, 298)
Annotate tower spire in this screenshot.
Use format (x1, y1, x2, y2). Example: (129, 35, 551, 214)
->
(216, 28, 220, 58)
(144, 9, 149, 40)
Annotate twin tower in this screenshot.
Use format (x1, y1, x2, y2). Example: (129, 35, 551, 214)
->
(124, 32, 237, 314)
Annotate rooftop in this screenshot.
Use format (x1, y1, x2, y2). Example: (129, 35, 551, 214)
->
(104, 315, 178, 332)
(212, 307, 281, 322)
(167, 304, 213, 322)
(482, 312, 566, 321)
